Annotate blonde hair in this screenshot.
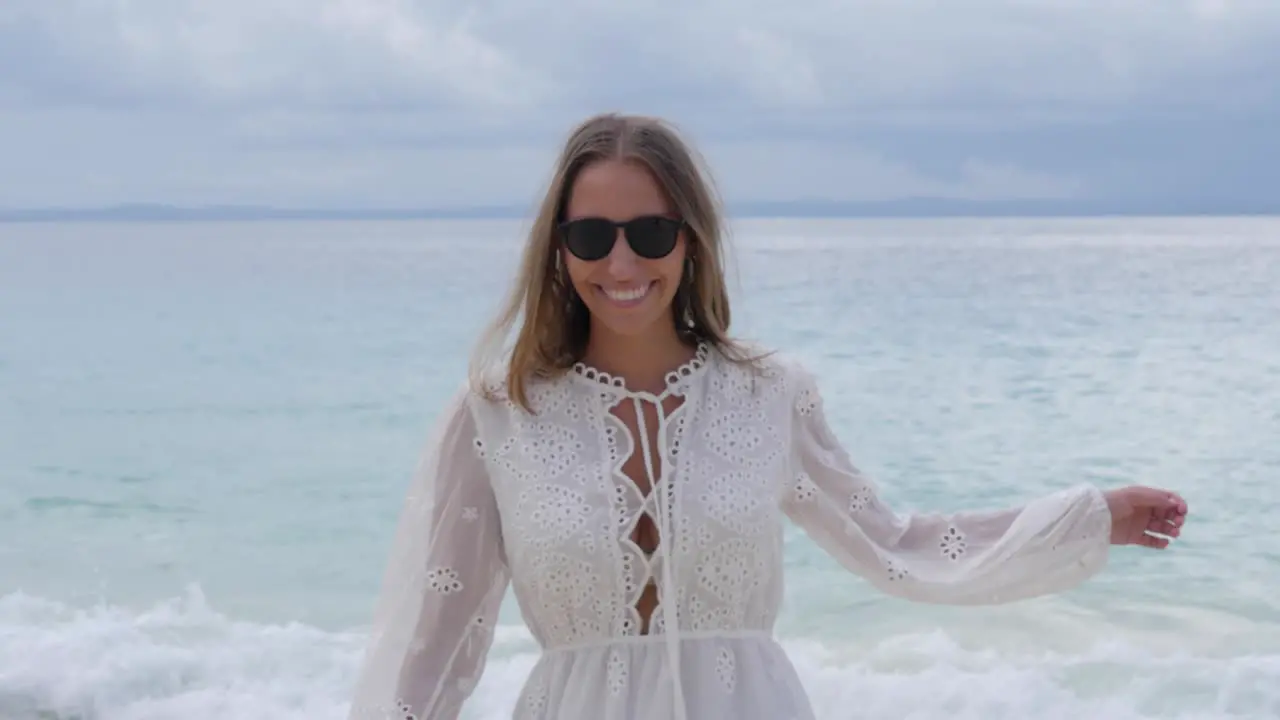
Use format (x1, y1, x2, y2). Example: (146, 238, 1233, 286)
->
(470, 112, 765, 411)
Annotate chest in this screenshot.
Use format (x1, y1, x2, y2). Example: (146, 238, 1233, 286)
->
(478, 382, 793, 563)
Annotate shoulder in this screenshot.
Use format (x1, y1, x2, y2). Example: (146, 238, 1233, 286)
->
(463, 362, 579, 419)
(707, 340, 821, 402)
(464, 363, 511, 406)
(422, 367, 508, 435)
(430, 378, 516, 458)
(715, 339, 815, 380)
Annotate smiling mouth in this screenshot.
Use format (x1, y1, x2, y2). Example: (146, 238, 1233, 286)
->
(598, 281, 655, 306)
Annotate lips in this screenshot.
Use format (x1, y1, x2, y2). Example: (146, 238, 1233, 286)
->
(597, 281, 655, 307)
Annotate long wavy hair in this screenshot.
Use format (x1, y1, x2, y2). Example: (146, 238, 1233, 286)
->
(469, 112, 766, 412)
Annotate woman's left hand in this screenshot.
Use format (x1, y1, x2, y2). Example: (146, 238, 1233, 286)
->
(1105, 486, 1189, 548)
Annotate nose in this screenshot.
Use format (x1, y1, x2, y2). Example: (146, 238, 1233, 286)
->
(604, 227, 639, 277)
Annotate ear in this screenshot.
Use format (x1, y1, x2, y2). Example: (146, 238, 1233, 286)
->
(682, 228, 695, 264)
(680, 221, 694, 253)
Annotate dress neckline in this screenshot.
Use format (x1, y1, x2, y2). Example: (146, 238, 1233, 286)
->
(570, 341, 711, 400)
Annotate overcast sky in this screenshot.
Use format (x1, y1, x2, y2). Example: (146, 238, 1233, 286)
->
(1, 1, 1277, 210)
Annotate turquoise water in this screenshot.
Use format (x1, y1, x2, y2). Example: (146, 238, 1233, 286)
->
(2, 217, 1278, 719)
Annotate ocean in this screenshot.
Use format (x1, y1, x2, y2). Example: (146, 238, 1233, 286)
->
(2, 216, 1278, 719)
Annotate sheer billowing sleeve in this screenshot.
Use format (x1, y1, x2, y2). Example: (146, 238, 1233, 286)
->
(782, 365, 1112, 605)
(348, 388, 509, 720)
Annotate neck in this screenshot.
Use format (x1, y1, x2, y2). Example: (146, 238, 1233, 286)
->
(581, 321, 696, 395)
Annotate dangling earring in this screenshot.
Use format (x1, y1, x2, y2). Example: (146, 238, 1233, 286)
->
(560, 253, 590, 329)
(680, 256, 697, 332)
(555, 253, 574, 298)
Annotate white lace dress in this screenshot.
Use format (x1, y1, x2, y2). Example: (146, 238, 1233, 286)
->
(347, 344, 1113, 720)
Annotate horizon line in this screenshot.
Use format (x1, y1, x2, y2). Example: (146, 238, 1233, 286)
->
(2, 197, 1279, 222)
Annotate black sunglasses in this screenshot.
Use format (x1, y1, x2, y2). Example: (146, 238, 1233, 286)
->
(558, 215, 684, 261)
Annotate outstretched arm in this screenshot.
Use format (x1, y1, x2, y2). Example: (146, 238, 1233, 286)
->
(348, 388, 510, 720)
(782, 365, 1123, 606)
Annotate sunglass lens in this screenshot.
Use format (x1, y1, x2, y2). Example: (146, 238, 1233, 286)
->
(625, 217, 681, 259)
(562, 219, 616, 261)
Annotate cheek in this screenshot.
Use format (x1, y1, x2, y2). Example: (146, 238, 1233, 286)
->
(657, 255, 686, 292)
(660, 239, 690, 289)
(563, 254, 592, 291)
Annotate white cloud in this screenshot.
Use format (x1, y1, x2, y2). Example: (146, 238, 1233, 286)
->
(0, 0, 1277, 207)
(1, 0, 546, 109)
(5, 0, 1278, 113)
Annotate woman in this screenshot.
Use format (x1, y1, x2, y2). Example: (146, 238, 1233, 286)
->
(347, 113, 1189, 720)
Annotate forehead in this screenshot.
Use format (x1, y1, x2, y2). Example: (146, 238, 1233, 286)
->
(564, 158, 673, 222)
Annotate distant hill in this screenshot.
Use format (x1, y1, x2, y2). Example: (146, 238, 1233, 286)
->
(0, 204, 514, 222)
(2, 197, 1277, 222)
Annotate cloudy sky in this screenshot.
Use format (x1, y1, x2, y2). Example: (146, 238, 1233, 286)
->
(1, 1, 1277, 211)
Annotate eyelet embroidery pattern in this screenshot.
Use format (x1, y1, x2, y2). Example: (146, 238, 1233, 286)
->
(524, 683, 548, 715)
(847, 485, 872, 514)
(704, 412, 765, 459)
(698, 537, 767, 606)
(792, 472, 818, 503)
(680, 521, 715, 551)
(670, 414, 690, 457)
(794, 387, 818, 416)
(607, 650, 628, 696)
(940, 527, 967, 560)
(425, 568, 463, 594)
(522, 422, 584, 479)
(716, 646, 737, 692)
(700, 470, 767, 536)
(517, 484, 592, 546)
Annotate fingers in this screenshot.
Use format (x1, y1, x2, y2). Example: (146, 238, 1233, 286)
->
(1138, 532, 1171, 550)
(1146, 516, 1180, 538)
(1131, 486, 1190, 516)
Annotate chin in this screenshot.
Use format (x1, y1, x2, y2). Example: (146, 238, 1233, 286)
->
(590, 312, 670, 339)
(585, 305, 677, 341)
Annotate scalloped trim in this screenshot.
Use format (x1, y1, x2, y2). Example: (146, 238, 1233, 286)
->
(571, 342, 710, 397)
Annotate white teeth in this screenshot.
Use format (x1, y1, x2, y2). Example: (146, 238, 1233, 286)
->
(604, 285, 650, 303)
